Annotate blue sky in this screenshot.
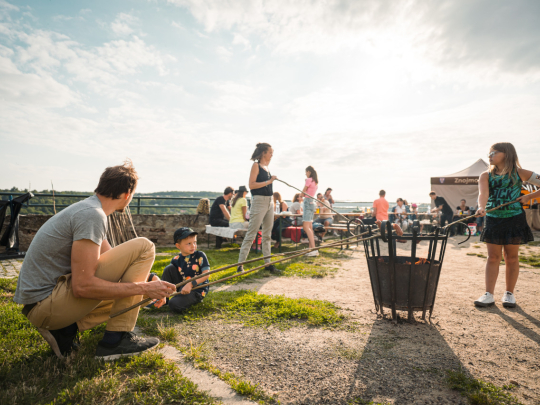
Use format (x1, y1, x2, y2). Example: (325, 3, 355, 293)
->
(1, 0, 540, 202)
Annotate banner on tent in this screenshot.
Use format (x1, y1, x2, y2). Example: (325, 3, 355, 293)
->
(430, 177, 479, 185)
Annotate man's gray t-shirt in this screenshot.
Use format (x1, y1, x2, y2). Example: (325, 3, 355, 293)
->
(14, 195, 108, 305)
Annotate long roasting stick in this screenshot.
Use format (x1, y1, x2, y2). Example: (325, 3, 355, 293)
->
(276, 179, 353, 223)
(441, 199, 520, 231)
(109, 229, 383, 318)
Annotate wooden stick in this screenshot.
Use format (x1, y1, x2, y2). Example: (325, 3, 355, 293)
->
(441, 199, 520, 231)
(109, 230, 382, 318)
(276, 179, 352, 223)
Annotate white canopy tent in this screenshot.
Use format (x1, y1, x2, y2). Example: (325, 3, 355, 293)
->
(430, 159, 488, 211)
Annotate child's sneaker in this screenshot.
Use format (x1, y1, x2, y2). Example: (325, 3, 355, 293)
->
(305, 250, 319, 257)
(502, 291, 516, 308)
(474, 292, 495, 307)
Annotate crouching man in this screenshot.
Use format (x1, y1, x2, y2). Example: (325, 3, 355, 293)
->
(13, 160, 176, 360)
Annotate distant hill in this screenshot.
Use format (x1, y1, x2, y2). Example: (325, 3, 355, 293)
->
(0, 188, 223, 215)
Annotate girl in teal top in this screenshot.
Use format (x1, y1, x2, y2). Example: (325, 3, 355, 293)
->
(474, 142, 534, 309)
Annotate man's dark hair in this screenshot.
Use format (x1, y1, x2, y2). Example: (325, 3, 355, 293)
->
(94, 159, 138, 200)
(325, 188, 332, 193)
(397, 198, 403, 203)
(429, 191, 436, 196)
(224, 186, 234, 195)
(379, 190, 386, 196)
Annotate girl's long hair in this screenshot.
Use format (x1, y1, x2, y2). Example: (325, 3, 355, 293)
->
(273, 192, 283, 204)
(489, 142, 521, 184)
(306, 165, 318, 184)
(250, 143, 271, 162)
(293, 193, 301, 203)
(232, 191, 245, 208)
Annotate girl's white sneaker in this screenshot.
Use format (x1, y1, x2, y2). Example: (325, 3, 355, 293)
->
(474, 292, 495, 307)
(502, 291, 516, 308)
(305, 250, 319, 257)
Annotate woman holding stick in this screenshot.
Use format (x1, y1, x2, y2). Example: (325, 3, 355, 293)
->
(302, 165, 319, 257)
(474, 142, 535, 308)
(236, 143, 280, 273)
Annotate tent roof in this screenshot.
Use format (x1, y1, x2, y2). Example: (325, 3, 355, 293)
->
(433, 159, 488, 178)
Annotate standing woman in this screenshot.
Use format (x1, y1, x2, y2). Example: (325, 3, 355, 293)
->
(302, 165, 319, 257)
(237, 143, 279, 273)
(474, 142, 535, 308)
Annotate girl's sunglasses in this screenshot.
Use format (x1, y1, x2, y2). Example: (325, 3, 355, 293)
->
(487, 151, 500, 158)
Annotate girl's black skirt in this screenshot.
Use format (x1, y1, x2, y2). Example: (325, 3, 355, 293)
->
(480, 211, 534, 245)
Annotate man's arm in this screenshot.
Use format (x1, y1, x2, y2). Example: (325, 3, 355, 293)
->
(220, 204, 231, 220)
(100, 239, 112, 255)
(71, 239, 174, 301)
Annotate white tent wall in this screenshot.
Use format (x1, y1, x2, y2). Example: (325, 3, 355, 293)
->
(430, 185, 479, 213)
(430, 159, 489, 212)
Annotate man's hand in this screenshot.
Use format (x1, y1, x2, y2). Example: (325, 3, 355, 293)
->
(180, 282, 193, 295)
(144, 279, 176, 300)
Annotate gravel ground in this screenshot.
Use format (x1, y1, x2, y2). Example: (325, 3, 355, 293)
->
(173, 234, 540, 404)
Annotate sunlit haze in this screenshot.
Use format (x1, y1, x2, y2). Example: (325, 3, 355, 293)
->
(1, 0, 539, 203)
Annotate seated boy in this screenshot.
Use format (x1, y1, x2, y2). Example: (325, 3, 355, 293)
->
(151, 227, 210, 313)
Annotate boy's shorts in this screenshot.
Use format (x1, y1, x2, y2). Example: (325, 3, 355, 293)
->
(303, 199, 315, 222)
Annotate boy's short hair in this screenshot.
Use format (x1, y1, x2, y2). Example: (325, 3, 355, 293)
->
(174, 227, 198, 244)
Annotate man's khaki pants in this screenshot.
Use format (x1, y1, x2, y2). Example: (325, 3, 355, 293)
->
(27, 237, 155, 332)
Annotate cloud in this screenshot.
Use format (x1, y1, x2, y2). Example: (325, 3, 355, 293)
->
(111, 12, 138, 36)
(170, 0, 540, 83)
(215, 45, 232, 60)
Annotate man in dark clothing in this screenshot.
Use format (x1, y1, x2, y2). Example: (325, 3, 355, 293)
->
(429, 191, 454, 235)
(209, 186, 234, 247)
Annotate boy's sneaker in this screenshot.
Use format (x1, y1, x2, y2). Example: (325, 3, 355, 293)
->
(474, 292, 495, 307)
(37, 327, 79, 359)
(502, 291, 516, 308)
(95, 332, 159, 361)
(306, 250, 319, 257)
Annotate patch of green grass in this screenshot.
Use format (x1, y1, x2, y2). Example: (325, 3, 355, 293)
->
(528, 241, 540, 246)
(140, 290, 344, 329)
(447, 369, 522, 405)
(518, 253, 540, 268)
(467, 253, 487, 258)
(154, 243, 343, 285)
(333, 345, 364, 360)
(0, 282, 217, 405)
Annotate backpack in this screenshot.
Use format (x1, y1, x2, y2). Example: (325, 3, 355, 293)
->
(197, 198, 210, 215)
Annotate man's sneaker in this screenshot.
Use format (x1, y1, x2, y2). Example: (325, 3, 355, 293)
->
(474, 292, 495, 307)
(305, 250, 319, 257)
(265, 264, 281, 274)
(37, 327, 79, 359)
(95, 332, 159, 361)
(502, 291, 517, 308)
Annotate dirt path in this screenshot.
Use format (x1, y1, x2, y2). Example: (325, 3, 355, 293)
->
(184, 235, 540, 404)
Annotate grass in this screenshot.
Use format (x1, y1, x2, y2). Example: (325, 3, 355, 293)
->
(153, 242, 344, 285)
(348, 399, 390, 405)
(139, 289, 345, 329)
(181, 339, 277, 404)
(0, 278, 218, 405)
(446, 369, 522, 405)
(518, 253, 540, 268)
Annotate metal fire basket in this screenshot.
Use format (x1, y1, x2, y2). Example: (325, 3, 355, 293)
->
(360, 220, 449, 323)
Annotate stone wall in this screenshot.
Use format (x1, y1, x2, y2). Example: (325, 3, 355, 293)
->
(1, 214, 211, 252)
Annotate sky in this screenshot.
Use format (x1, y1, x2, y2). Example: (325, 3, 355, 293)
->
(1, 0, 539, 203)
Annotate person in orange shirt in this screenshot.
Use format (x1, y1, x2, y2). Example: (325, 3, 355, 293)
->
(372, 190, 389, 221)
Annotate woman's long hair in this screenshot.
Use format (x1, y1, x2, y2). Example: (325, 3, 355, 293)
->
(293, 193, 301, 203)
(251, 143, 272, 162)
(306, 165, 318, 184)
(273, 192, 283, 204)
(232, 191, 245, 208)
(489, 142, 521, 184)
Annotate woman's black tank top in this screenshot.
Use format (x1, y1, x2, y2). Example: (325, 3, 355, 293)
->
(251, 164, 273, 196)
